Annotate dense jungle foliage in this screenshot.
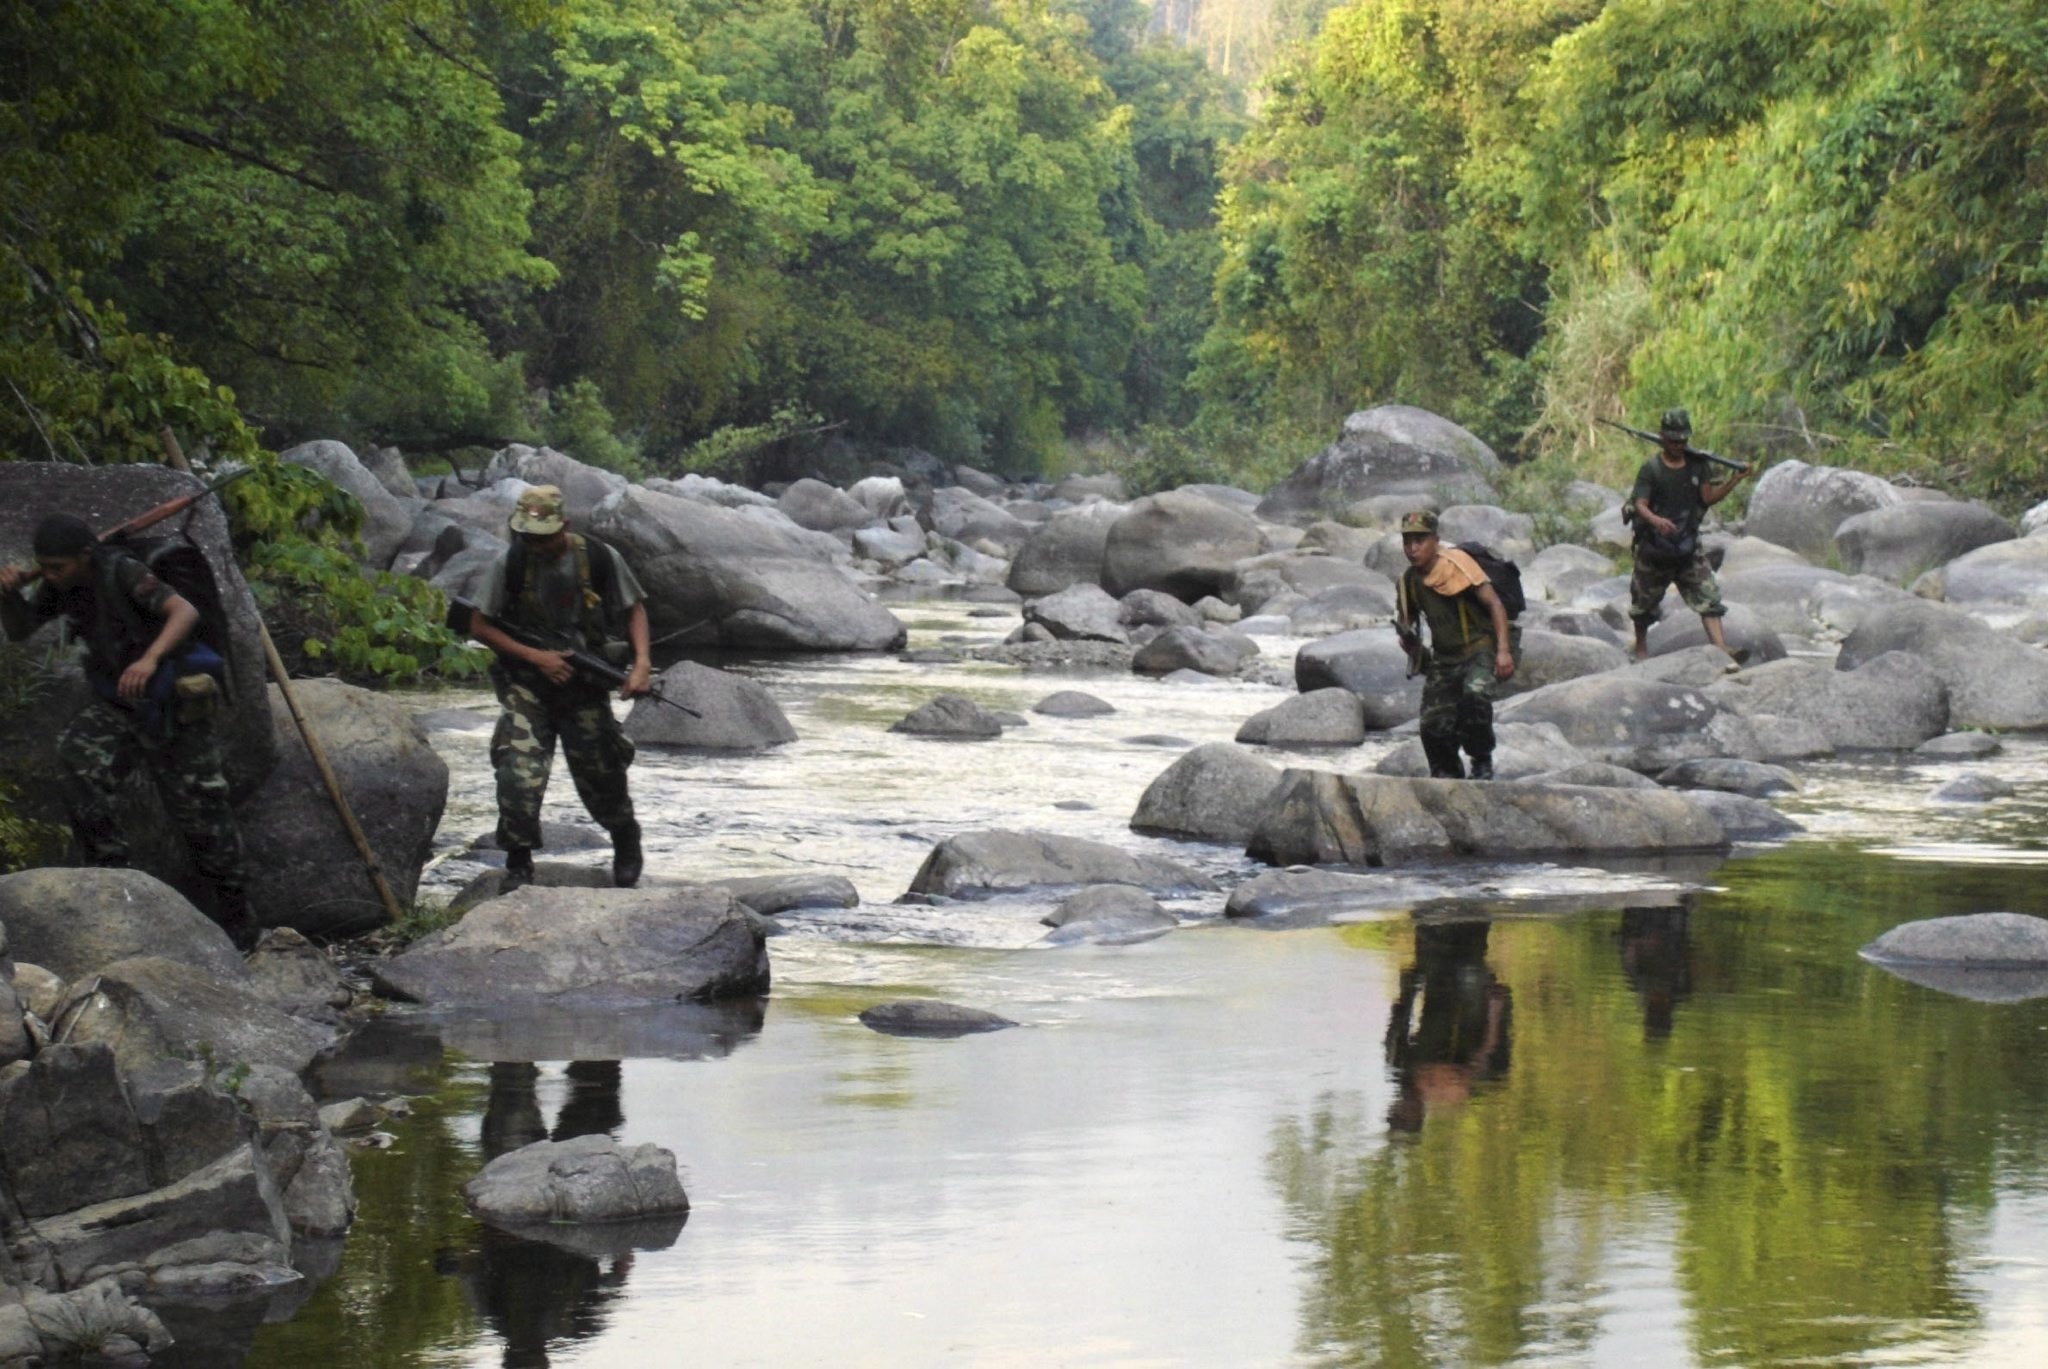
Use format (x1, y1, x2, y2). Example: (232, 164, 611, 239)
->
(5, 0, 2048, 673)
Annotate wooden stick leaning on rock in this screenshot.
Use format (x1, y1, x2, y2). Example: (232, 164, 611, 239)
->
(158, 426, 407, 929)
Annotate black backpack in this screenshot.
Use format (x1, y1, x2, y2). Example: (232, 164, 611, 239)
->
(1456, 543, 1526, 620)
(95, 533, 238, 696)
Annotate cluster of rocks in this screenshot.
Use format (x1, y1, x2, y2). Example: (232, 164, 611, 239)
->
(1, 872, 361, 1362)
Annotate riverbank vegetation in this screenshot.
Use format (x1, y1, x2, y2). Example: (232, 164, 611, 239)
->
(5, 0, 2048, 670)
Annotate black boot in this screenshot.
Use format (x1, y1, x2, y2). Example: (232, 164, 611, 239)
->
(610, 822, 642, 889)
(1422, 736, 1465, 780)
(503, 845, 535, 890)
(1468, 755, 1494, 781)
(214, 886, 262, 954)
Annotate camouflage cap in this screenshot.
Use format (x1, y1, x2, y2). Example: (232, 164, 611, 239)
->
(1399, 510, 1440, 535)
(1659, 406, 1693, 439)
(509, 484, 568, 534)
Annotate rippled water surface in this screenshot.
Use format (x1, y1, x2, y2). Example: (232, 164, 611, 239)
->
(231, 602, 2048, 1368)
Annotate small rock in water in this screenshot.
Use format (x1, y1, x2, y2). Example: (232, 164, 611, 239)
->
(890, 693, 1003, 739)
(968, 607, 1011, 618)
(415, 707, 493, 732)
(992, 711, 1030, 728)
(1123, 734, 1195, 748)
(1657, 758, 1801, 798)
(1914, 731, 2003, 760)
(1930, 774, 2015, 803)
(1862, 912, 2048, 966)
(464, 1134, 690, 1224)
(858, 1000, 1017, 1037)
(1159, 667, 1227, 685)
(468, 820, 609, 854)
(901, 648, 962, 664)
(1053, 800, 1094, 811)
(1677, 790, 1804, 840)
(1033, 690, 1115, 717)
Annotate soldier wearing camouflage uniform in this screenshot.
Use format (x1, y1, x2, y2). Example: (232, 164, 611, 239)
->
(1, 513, 256, 947)
(1628, 407, 1750, 663)
(470, 486, 653, 889)
(1395, 510, 1517, 780)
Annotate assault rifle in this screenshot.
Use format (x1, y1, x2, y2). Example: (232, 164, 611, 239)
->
(1598, 418, 1751, 474)
(98, 467, 253, 541)
(447, 599, 702, 716)
(1393, 575, 1431, 679)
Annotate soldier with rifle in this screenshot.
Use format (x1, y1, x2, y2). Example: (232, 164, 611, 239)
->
(1613, 408, 1751, 664)
(1, 483, 258, 948)
(460, 485, 654, 889)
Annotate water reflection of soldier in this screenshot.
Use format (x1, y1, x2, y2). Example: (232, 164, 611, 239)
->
(1618, 905, 1694, 1042)
(1385, 921, 1513, 1134)
(454, 1059, 635, 1368)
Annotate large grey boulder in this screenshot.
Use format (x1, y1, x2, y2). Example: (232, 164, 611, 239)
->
(375, 886, 767, 1007)
(1704, 651, 1948, 749)
(1120, 588, 1204, 630)
(853, 524, 926, 569)
(1023, 583, 1129, 643)
(1498, 675, 1759, 770)
(1247, 770, 1727, 866)
(1744, 459, 1903, 557)
(480, 444, 628, 526)
(1288, 584, 1399, 636)
(1643, 603, 1787, 664)
(907, 830, 1216, 899)
(1236, 688, 1367, 746)
(0, 463, 278, 818)
(1524, 544, 1615, 603)
(362, 446, 417, 500)
(1102, 490, 1266, 599)
(0, 1044, 151, 1218)
(50, 956, 339, 1076)
(1833, 501, 2015, 584)
(778, 478, 875, 534)
(847, 475, 911, 520)
(1860, 912, 2048, 1002)
(281, 440, 413, 569)
(592, 485, 906, 650)
(0, 868, 245, 984)
(1128, 743, 1287, 844)
(1835, 599, 2048, 730)
(465, 1134, 689, 1226)
(1293, 630, 1425, 729)
(1715, 562, 1910, 641)
(237, 680, 448, 936)
(623, 661, 795, 750)
(1915, 534, 2048, 619)
(1504, 629, 1631, 696)
(1231, 553, 1395, 615)
(1256, 406, 1498, 524)
(1132, 625, 1257, 677)
(1374, 722, 1589, 780)
(1440, 507, 1534, 562)
(1006, 503, 1124, 596)
(928, 486, 1031, 554)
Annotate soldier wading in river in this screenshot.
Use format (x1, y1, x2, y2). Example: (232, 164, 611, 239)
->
(469, 486, 653, 889)
(1628, 407, 1751, 664)
(1, 512, 258, 947)
(1394, 510, 1517, 780)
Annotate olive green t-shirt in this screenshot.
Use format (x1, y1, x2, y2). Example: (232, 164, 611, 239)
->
(1629, 454, 1715, 532)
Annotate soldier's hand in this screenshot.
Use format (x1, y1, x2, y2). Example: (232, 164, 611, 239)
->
(0, 564, 27, 593)
(620, 661, 652, 700)
(1493, 650, 1515, 681)
(531, 648, 576, 686)
(118, 653, 160, 702)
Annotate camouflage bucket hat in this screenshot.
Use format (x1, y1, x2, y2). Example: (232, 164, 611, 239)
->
(1659, 406, 1693, 440)
(509, 484, 568, 535)
(1399, 510, 1440, 535)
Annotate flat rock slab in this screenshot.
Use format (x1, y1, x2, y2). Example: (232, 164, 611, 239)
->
(1861, 912, 2048, 969)
(1657, 758, 1800, 797)
(908, 830, 1216, 899)
(1676, 790, 1804, 841)
(51, 956, 338, 1076)
(702, 873, 860, 916)
(464, 1134, 688, 1225)
(1915, 731, 2002, 759)
(1247, 771, 1728, 867)
(372, 887, 769, 1007)
(858, 1001, 1017, 1037)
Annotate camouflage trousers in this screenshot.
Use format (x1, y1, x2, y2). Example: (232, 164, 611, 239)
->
(490, 674, 636, 851)
(55, 696, 247, 896)
(1629, 545, 1726, 625)
(1420, 649, 1500, 764)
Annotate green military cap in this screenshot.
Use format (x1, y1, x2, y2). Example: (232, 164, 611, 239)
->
(1659, 407, 1693, 439)
(1399, 509, 1439, 535)
(509, 484, 568, 534)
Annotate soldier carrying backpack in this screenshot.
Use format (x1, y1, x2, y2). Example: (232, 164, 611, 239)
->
(1393, 509, 1519, 780)
(1, 508, 258, 948)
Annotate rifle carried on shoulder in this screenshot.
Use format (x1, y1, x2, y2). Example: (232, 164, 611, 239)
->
(446, 598, 701, 717)
(98, 467, 253, 541)
(1598, 418, 1751, 474)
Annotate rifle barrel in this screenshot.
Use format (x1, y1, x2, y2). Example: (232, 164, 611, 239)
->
(1596, 418, 1750, 474)
(98, 467, 252, 542)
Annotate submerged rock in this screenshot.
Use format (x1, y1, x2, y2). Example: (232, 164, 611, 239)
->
(1656, 758, 1800, 797)
(1915, 731, 2002, 760)
(1247, 770, 1727, 867)
(1930, 774, 2015, 803)
(1043, 884, 1175, 931)
(1032, 690, 1116, 717)
(1672, 790, 1803, 841)
(858, 1001, 1017, 1037)
(907, 830, 1215, 899)
(464, 1134, 689, 1225)
(890, 694, 1003, 739)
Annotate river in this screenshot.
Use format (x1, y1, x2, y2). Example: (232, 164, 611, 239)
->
(220, 597, 2048, 1368)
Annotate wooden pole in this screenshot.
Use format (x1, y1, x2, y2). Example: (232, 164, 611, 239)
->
(159, 427, 407, 927)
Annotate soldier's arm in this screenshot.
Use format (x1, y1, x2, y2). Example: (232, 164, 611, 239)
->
(0, 568, 41, 641)
(1474, 583, 1515, 681)
(1699, 464, 1750, 507)
(620, 600, 651, 698)
(118, 591, 199, 702)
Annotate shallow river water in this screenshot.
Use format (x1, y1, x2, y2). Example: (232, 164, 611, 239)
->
(226, 599, 2048, 1368)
